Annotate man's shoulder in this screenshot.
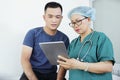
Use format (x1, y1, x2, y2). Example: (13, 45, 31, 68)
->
(30, 27, 43, 32)
(57, 30, 68, 37)
(27, 27, 43, 34)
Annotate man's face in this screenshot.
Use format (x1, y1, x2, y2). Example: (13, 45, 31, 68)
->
(43, 7, 63, 30)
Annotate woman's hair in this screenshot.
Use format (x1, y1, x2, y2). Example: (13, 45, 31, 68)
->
(68, 6, 96, 21)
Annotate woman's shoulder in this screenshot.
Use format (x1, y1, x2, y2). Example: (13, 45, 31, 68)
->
(94, 31, 107, 38)
(94, 31, 111, 42)
(70, 36, 80, 44)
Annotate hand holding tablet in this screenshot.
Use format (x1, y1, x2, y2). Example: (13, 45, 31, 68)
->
(39, 41, 69, 65)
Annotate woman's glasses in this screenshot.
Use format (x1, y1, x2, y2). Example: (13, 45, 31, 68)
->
(69, 17, 88, 28)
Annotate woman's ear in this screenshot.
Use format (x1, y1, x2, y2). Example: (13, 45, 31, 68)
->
(87, 17, 91, 22)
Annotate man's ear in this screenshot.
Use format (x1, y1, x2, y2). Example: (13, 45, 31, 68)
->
(61, 16, 63, 19)
(43, 15, 45, 20)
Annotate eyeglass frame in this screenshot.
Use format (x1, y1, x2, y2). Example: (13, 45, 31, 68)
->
(69, 17, 88, 28)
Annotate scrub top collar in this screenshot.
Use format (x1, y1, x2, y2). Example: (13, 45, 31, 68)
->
(79, 31, 95, 44)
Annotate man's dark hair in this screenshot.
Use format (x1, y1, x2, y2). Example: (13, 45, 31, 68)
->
(44, 2, 63, 13)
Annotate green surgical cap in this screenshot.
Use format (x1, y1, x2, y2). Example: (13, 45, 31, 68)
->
(68, 6, 96, 21)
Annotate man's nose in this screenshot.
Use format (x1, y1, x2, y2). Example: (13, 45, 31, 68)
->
(52, 17, 57, 22)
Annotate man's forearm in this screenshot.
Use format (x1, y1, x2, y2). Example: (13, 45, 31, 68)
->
(57, 66, 66, 80)
(22, 60, 38, 80)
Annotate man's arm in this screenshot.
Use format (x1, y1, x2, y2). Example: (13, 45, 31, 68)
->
(57, 66, 67, 80)
(21, 45, 38, 80)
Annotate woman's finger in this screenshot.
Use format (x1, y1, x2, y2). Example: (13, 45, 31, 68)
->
(57, 59, 66, 65)
(58, 55, 67, 61)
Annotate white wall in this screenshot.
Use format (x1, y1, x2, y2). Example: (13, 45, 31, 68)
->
(93, 0, 120, 64)
(0, 0, 89, 80)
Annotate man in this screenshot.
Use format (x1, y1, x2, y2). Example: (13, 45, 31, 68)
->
(20, 2, 69, 80)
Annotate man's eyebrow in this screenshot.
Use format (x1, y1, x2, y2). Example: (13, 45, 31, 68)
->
(47, 14, 53, 16)
(55, 14, 61, 16)
(47, 14, 62, 17)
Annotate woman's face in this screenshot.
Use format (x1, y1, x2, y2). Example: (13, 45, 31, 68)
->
(70, 14, 90, 34)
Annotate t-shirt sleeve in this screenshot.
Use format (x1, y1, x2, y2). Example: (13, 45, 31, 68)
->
(97, 33, 115, 64)
(64, 37, 70, 49)
(67, 39, 75, 55)
(23, 29, 35, 48)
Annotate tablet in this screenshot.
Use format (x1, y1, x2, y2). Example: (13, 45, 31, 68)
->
(39, 41, 69, 65)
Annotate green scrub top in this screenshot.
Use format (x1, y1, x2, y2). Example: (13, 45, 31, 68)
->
(68, 31, 115, 80)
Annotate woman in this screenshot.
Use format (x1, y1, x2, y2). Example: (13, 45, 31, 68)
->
(57, 6, 115, 80)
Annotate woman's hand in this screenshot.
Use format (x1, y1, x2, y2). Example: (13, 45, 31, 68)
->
(57, 55, 81, 69)
(57, 55, 113, 73)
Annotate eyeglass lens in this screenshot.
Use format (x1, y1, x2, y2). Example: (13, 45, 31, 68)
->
(69, 17, 87, 27)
